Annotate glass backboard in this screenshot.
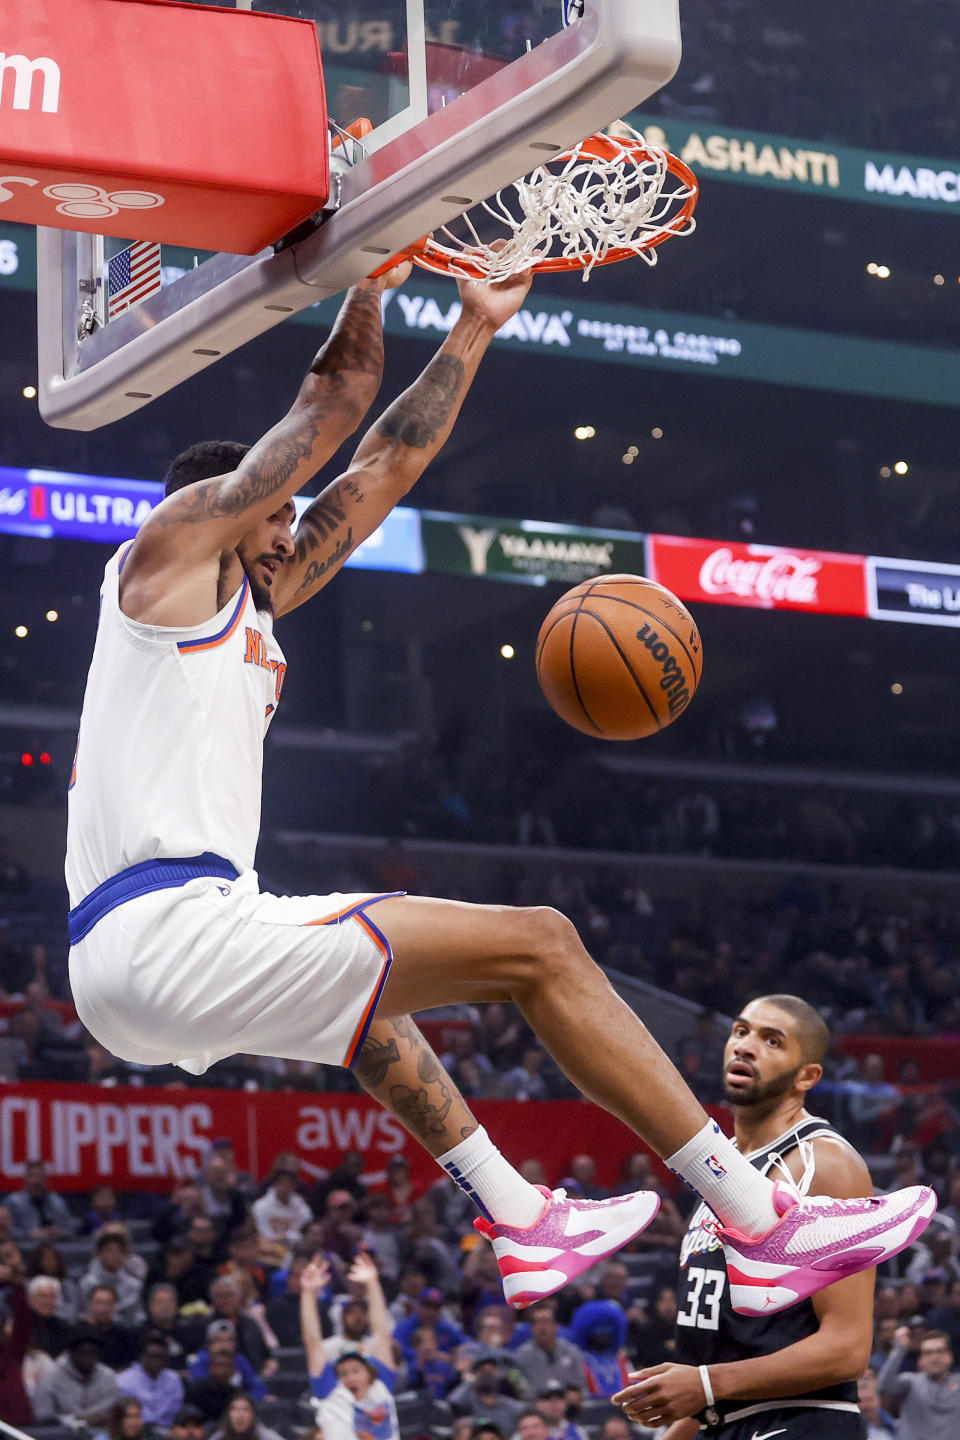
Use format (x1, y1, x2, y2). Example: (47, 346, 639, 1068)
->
(38, 0, 681, 430)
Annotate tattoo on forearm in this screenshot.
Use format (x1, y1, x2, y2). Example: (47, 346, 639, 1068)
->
(311, 286, 384, 380)
(375, 354, 465, 450)
(159, 413, 325, 526)
(355, 1035, 401, 1087)
(293, 488, 348, 562)
(292, 530, 353, 595)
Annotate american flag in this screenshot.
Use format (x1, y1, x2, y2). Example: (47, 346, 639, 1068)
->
(107, 240, 162, 320)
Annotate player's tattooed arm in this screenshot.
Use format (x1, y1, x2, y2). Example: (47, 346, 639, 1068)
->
(146, 282, 393, 550)
(375, 354, 466, 450)
(273, 278, 529, 614)
(354, 1015, 479, 1152)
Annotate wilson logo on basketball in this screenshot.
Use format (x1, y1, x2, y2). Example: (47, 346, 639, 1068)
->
(699, 547, 821, 605)
(636, 622, 691, 717)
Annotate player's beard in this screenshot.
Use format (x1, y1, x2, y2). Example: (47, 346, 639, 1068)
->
(724, 1062, 804, 1108)
(241, 556, 274, 613)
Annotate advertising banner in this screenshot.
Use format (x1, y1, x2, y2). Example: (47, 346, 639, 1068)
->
(421, 510, 647, 587)
(630, 112, 960, 217)
(867, 556, 960, 626)
(647, 534, 869, 616)
(0, 467, 422, 572)
(0, 1083, 648, 1194)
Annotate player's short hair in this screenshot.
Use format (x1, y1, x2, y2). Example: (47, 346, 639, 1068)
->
(755, 994, 830, 1065)
(163, 440, 250, 497)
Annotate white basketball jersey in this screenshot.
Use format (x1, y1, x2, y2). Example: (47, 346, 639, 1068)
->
(65, 545, 286, 905)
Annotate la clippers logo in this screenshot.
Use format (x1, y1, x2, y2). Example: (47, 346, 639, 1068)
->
(704, 1154, 727, 1179)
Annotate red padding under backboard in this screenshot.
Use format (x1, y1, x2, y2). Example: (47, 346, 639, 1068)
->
(0, 0, 328, 254)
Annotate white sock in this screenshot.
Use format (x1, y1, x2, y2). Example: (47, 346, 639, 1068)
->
(437, 1126, 546, 1227)
(666, 1119, 782, 1237)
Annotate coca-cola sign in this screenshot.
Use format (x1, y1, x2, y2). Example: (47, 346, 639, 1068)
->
(647, 535, 868, 616)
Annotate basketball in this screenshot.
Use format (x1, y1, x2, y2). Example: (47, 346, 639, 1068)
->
(536, 575, 703, 741)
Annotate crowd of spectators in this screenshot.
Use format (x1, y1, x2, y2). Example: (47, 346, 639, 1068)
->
(626, 0, 959, 156)
(1, 1123, 960, 1440)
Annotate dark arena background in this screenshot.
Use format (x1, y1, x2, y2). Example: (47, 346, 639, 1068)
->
(1, 3, 959, 1438)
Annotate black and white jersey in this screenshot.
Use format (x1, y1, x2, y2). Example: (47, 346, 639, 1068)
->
(674, 1116, 862, 1430)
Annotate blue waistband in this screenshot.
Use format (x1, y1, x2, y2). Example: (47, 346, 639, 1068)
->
(68, 852, 240, 946)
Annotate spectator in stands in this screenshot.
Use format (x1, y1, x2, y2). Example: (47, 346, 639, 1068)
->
(315, 1188, 364, 1266)
(461, 1307, 513, 1363)
(169, 1404, 207, 1440)
(0, 1245, 32, 1425)
(117, 1330, 185, 1426)
(389, 1266, 429, 1325)
(568, 1301, 631, 1397)
(426, 1173, 477, 1246)
(405, 1325, 459, 1398)
(498, 1047, 549, 1101)
(396, 1287, 465, 1361)
(312, 1151, 369, 1213)
(846, 1054, 902, 1149)
(251, 1169, 312, 1256)
(406, 1198, 461, 1293)
(858, 1373, 897, 1440)
(567, 1156, 607, 1202)
(6, 1159, 74, 1244)
(152, 1183, 208, 1246)
(878, 1326, 960, 1437)
(33, 1326, 121, 1424)
(27, 1272, 72, 1355)
(178, 1215, 226, 1306)
(264, 1250, 314, 1347)
(301, 1253, 400, 1440)
(460, 1243, 507, 1329)
(185, 1331, 266, 1421)
(384, 1154, 418, 1225)
(208, 1394, 286, 1440)
(225, 1225, 269, 1300)
(81, 1184, 123, 1235)
(94, 1395, 148, 1440)
(81, 1231, 146, 1327)
(535, 1380, 590, 1440)
(327, 1292, 375, 1359)
(515, 1302, 586, 1394)
(449, 1347, 527, 1434)
(926, 1277, 960, 1353)
(361, 1190, 404, 1284)
(27, 1238, 80, 1318)
(512, 1411, 552, 1440)
(200, 1153, 248, 1235)
(200, 1273, 274, 1376)
(625, 1284, 678, 1369)
(137, 1281, 192, 1367)
(81, 1283, 140, 1370)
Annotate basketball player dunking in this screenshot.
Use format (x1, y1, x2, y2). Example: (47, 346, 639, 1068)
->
(66, 263, 933, 1312)
(615, 996, 879, 1438)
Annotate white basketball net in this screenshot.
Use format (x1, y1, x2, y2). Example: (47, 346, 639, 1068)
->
(413, 124, 697, 283)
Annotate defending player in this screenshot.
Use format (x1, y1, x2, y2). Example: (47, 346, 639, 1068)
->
(65, 264, 933, 1315)
(614, 995, 878, 1437)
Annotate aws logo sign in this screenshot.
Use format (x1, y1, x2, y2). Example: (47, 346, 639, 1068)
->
(0, 53, 61, 113)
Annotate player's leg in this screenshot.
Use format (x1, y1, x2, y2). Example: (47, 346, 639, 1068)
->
(367, 896, 773, 1225)
(359, 894, 936, 1312)
(353, 1007, 667, 1306)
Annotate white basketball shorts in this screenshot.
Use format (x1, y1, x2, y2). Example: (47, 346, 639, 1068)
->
(69, 869, 401, 1075)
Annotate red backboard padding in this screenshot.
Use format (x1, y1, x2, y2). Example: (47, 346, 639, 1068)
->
(0, 0, 328, 254)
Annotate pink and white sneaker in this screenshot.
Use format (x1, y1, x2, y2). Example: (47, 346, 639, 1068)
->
(722, 1181, 937, 1315)
(474, 1185, 661, 1309)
